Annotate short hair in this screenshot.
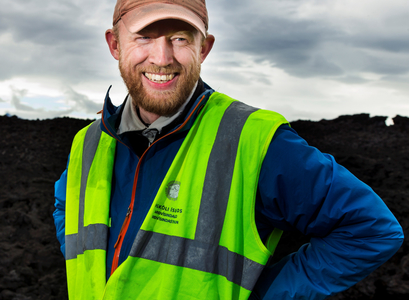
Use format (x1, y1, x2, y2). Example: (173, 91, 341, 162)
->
(112, 23, 120, 42)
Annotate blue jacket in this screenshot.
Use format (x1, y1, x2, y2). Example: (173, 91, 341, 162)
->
(54, 82, 403, 299)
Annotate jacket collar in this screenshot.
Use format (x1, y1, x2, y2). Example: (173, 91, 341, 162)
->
(100, 79, 214, 142)
(117, 81, 198, 135)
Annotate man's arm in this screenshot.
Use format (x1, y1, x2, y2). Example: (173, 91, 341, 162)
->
(253, 125, 403, 299)
(53, 157, 69, 258)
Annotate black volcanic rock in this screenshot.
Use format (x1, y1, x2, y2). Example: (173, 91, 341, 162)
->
(0, 114, 408, 299)
(0, 116, 94, 300)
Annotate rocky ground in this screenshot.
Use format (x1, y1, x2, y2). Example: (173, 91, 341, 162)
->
(0, 113, 408, 299)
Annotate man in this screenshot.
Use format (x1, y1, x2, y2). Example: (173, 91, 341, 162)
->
(53, 0, 404, 299)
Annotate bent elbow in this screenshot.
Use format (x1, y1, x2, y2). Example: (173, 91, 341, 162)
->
(376, 218, 404, 262)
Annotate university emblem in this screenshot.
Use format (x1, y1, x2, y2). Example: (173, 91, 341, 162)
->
(166, 181, 180, 201)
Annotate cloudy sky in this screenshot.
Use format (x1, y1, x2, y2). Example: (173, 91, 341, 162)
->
(1, 0, 408, 123)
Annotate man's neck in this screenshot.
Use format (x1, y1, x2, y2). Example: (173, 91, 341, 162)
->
(138, 107, 160, 125)
(117, 80, 203, 136)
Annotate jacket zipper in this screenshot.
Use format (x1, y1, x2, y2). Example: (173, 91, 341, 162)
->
(113, 207, 131, 248)
(108, 95, 206, 275)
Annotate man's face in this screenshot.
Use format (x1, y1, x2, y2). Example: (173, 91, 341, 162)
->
(115, 19, 207, 117)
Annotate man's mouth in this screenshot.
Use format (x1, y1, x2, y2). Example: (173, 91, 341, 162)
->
(144, 72, 176, 84)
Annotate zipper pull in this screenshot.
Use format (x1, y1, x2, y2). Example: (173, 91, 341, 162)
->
(125, 206, 131, 217)
(114, 207, 132, 248)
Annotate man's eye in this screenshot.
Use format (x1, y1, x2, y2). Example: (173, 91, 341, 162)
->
(172, 37, 189, 44)
(136, 36, 151, 42)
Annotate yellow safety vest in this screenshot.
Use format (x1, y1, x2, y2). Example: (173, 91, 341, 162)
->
(65, 92, 288, 299)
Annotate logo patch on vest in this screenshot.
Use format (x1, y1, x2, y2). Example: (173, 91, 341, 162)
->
(166, 181, 180, 201)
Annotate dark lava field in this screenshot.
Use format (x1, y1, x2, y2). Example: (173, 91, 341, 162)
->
(0, 113, 408, 300)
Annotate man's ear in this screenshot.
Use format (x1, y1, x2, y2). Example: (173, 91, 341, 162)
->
(106, 29, 120, 60)
(200, 34, 215, 63)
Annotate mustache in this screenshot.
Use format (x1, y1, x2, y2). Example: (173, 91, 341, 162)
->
(137, 65, 182, 74)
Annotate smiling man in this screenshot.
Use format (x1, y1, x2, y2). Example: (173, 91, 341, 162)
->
(109, 17, 213, 122)
(53, 1, 403, 299)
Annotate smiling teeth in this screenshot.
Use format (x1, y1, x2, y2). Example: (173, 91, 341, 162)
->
(145, 73, 175, 83)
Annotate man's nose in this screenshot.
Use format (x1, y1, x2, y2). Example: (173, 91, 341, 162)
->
(148, 37, 173, 67)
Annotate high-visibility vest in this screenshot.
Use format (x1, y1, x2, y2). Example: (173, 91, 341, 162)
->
(65, 92, 288, 300)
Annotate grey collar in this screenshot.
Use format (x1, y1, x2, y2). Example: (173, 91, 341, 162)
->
(117, 81, 198, 136)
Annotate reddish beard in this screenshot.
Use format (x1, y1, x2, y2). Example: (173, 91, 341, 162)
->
(119, 54, 201, 117)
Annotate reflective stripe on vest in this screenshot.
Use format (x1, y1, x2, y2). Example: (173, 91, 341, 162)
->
(65, 92, 288, 300)
(66, 120, 109, 260)
(65, 120, 116, 300)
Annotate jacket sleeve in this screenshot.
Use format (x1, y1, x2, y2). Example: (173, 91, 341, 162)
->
(252, 125, 404, 299)
(53, 156, 69, 258)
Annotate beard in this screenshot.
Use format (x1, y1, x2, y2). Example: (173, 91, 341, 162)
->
(119, 53, 201, 117)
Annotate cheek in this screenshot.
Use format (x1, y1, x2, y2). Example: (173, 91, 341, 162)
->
(175, 49, 201, 67)
(121, 45, 149, 66)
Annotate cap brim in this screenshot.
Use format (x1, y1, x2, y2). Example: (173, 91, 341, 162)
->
(121, 3, 206, 37)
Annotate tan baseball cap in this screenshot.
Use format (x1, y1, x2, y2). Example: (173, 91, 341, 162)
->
(113, 0, 208, 37)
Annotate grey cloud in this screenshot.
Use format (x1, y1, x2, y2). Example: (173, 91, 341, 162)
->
(64, 86, 102, 114)
(361, 38, 409, 53)
(6, 108, 75, 120)
(216, 61, 244, 68)
(363, 54, 409, 75)
(337, 75, 369, 85)
(1, 0, 409, 122)
(216, 14, 345, 78)
(203, 67, 273, 86)
(381, 74, 409, 83)
(0, 1, 96, 46)
(264, 102, 327, 123)
(3, 13, 94, 46)
(227, 17, 326, 53)
(211, 1, 409, 80)
(9, 86, 74, 118)
(353, 12, 409, 53)
(10, 88, 33, 111)
(0, 0, 110, 85)
(377, 74, 409, 94)
(204, 69, 249, 86)
(281, 54, 344, 78)
(0, 40, 107, 84)
(245, 71, 273, 85)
